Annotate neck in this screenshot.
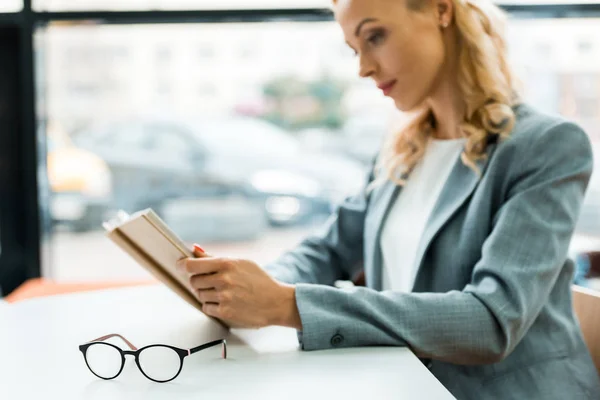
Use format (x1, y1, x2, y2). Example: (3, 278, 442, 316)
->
(426, 30, 464, 141)
(426, 76, 465, 140)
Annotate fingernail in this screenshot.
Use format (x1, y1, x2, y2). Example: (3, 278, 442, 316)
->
(193, 244, 205, 254)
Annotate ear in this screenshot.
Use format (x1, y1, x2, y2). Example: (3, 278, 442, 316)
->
(435, 0, 454, 28)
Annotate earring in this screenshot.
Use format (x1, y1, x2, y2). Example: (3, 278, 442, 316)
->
(441, 21, 449, 28)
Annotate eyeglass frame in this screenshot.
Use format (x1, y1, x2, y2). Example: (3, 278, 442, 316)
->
(78, 333, 227, 383)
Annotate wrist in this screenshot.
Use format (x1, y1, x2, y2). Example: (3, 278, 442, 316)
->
(273, 283, 302, 330)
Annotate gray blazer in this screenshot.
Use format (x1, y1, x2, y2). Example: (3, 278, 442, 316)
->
(264, 104, 600, 399)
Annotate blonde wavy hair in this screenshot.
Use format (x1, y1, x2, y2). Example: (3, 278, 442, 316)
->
(336, 0, 521, 189)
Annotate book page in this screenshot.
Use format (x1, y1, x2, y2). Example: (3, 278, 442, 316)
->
(117, 215, 193, 295)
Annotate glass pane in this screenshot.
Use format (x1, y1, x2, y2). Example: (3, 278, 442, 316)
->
(34, 0, 329, 11)
(37, 17, 600, 289)
(0, 0, 22, 12)
(505, 18, 600, 289)
(38, 21, 395, 282)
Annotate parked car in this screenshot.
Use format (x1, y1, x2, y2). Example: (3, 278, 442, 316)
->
(337, 114, 391, 166)
(71, 115, 366, 227)
(45, 122, 112, 232)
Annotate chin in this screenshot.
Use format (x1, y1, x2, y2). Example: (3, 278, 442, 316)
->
(392, 93, 427, 113)
(393, 97, 417, 113)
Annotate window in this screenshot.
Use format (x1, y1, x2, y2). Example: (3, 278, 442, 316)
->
(38, 14, 600, 284)
(39, 20, 381, 281)
(0, 2, 589, 290)
(0, 0, 22, 12)
(504, 19, 600, 278)
(197, 44, 216, 60)
(195, 118, 302, 156)
(146, 124, 193, 156)
(507, 18, 600, 140)
(110, 126, 150, 148)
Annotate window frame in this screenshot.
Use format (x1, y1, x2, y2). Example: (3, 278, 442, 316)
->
(0, 1, 599, 295)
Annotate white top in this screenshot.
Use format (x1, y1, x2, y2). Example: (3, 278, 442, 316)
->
(0, 286, 455, 400)
(381, 137, 467, 292)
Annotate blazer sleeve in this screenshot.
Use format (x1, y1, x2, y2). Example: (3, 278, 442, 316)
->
(262, 159, 376, 286)
(290, 122, 594, 364)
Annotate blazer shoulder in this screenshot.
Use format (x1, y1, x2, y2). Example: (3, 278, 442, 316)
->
(496, 103, 592, 157)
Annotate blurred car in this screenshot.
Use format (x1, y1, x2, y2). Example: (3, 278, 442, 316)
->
(71, 115, 366, 226)
(338, 114, 391, 166)
(45, 122, 112, 232)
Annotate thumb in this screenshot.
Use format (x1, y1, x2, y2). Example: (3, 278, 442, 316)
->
(193, 243, 209, 258)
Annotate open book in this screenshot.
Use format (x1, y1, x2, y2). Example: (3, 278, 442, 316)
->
(103, 208, 222, 324)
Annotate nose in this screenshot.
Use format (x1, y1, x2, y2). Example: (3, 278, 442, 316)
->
(358, 53, 376, 78)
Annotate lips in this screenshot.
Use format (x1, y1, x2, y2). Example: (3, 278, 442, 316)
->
(377, 80, 397, 96)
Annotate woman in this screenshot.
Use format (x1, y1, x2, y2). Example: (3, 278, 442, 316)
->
(177, 0, 600, 397)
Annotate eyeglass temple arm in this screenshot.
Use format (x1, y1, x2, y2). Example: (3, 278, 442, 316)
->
(87, 334, 138, 351)
(189, 339, 227, 359)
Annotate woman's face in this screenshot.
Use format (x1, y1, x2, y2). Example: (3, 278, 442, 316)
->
(334, 0, 448, 112)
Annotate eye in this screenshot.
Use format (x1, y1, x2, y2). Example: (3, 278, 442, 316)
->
(366, 29, 386, 46)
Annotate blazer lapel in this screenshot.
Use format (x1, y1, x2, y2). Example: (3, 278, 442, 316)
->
(410, 138, 499, 291)
(366, 178, 402, 290)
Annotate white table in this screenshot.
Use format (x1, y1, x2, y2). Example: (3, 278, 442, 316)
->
(0, 285, 455, 399)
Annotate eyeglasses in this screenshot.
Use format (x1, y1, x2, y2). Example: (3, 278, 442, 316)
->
(79, 333, 227, 383)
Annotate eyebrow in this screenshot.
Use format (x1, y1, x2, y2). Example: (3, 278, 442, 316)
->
(355, 18, 379, 37)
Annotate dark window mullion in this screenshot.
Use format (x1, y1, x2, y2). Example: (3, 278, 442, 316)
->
(0, 25, 38, 296)
(501, 3, 600, 18)
(33, 8, 334, 25)
(17, 3, 600, 25)
(0, 14, 24, 25)
(19, 5, 42, 287)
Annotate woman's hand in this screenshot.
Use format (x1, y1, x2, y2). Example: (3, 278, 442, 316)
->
(177, 246, 302, 330)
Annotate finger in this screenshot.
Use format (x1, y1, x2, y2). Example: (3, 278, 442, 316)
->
(190, 272, 222, 290)
(176, 244, 211, 272)
(196, 288, 219, 304)
(202, 302, 218, 317)
(193, 243, 211, 258)
(181, 257, 229, 275)
(202, 305, 241, 329)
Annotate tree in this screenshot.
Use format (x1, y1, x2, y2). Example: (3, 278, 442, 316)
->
(261, 74, 348, 131)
